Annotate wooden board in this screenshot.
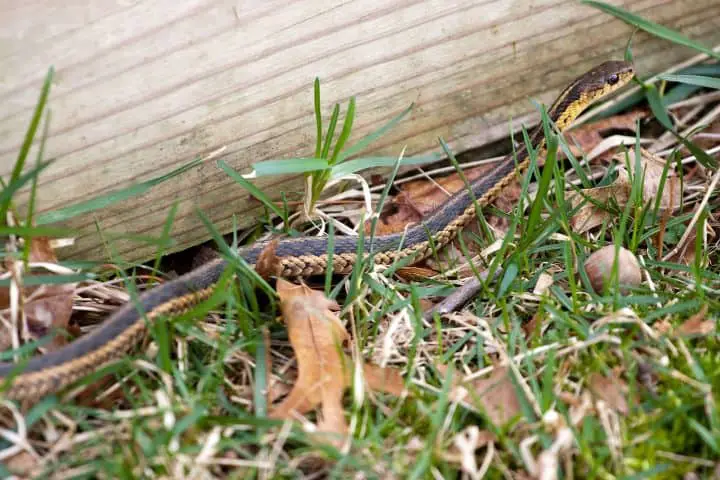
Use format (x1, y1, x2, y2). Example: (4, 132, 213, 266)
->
(1, 0, 719, 262)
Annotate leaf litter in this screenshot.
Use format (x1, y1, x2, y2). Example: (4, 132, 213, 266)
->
(0, 236, 75, 353)
(269, 279, 404, 447)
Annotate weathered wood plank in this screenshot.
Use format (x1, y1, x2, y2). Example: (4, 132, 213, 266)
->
(1, 0, 719, 261)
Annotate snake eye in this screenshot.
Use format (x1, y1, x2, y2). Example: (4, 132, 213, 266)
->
(607, 73, 620, 85)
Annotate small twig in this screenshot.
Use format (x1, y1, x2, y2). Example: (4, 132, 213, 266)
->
(422, 268, 500, 322)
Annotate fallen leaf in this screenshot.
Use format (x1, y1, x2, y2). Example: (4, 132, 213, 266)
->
(269, 279, 348, 441)
(565, 110, 646, 163)
(269, 279, 404, 445)
(677, 305, 715, 336)
(638, 149, 683, 211)
(254, 240, 280, 279)
(450, 365, 522, 427)
(22, 284, 75, 345)
(569, 148, 681, 233)
(0, 237, 75, 353)
(369, 191, 424, 236)
(587, 372, 629, 415)
(418, 298, 436, 312)
(653, 318, 673, 335)
(368, 161, 519, 240)
(394, 266, 439, 281)
(362, 363, 404, 396)
(568, 173, 630, 233)
(522, 311, 544, 340)
(4, 451, 38, 477)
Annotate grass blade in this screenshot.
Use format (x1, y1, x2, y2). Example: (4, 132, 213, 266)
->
(248, 158, 329, 177)
(320, 104, 340, 160)
(37, 157, 203, 225)
(216, 159, 285, 220)
(658, 74, 720, 89)
(644, 85, 673, 131)
(339, 103, 414, 161)
(0, 160, 54, 214)
(583, 1, 720, 59)
(314, 78, 322, 159)
(1, 67, 54, 221)
(330, 154, 441, 180)
(329, 97, 356, 165)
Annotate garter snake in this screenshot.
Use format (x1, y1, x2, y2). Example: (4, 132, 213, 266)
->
(0, 60, 634, 401)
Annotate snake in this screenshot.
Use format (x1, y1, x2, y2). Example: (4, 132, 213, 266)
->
(0, 60, 634, 401)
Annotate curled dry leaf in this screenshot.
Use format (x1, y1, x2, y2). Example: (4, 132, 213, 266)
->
(587, 371, 629, 415)
(448, 365, 522, 427)
(565, 109, 646, 162)
(269, 279, 404, 446)
(653, 318, 673, 335)
(569, 148, 681, 233)
(254, 239, 280, 279)
(368, 161, 520, 242)
(4, 451, 39, 477)
(0, 237, 75, 353)
(677, 305, 715, 336)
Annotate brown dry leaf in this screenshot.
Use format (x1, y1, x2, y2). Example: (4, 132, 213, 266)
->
(653, 318, 673, 335)
(450, 366, 522, 427)
(565, 110, 646, 162)
(0, 237, 75, 353)
(269, 279, 404, 445)
(22, 284, 75, 348)
(522, 311, 544, 340)
(587, 372, 629, 415)
(270, 279, 349, 440)
(639, 149, 683, 210)
(4, 451, 39, 477)
(368, 161, 519, 239)
(568, 172, 630, 233)
(394, 265, 439, 281)
(362, 363, 404, 396)
(569, 148, 682, 233)
(677, 305, 715, 336)
(254, 239, 280, 279)
(369, 191, 424, 236)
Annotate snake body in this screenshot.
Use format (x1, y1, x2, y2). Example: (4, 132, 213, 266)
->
(0, 61, 634, 401)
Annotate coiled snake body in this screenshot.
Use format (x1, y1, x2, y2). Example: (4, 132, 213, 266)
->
(0, 61, 634, 401)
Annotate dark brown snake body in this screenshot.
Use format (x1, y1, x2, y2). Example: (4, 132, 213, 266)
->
(0, 61, 634, 401)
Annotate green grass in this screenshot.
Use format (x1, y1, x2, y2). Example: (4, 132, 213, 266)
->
(1, 4, 720, 479)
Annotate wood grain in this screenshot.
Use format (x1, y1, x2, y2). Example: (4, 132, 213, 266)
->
(1, 0, 719, 261)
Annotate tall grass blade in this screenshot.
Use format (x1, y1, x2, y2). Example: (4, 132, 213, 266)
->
(583, 1, 720, 60)
(2, 67, 55, 221)
(37, 158, 203, 225)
